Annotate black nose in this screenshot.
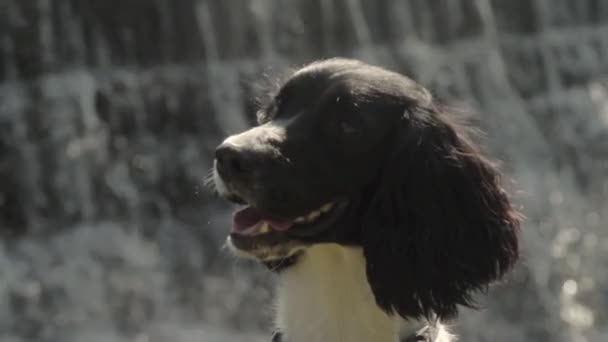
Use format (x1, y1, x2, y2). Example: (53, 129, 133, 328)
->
(215, 142, 251, 177)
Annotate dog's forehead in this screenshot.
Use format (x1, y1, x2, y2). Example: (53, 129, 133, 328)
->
(279, 70, 336, 98)
(284, 62, 402, 99)
(293, 58, 364, 76)
(280, 59, 368, 94)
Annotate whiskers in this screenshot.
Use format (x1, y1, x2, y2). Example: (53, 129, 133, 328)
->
(203, 167, 217, 193)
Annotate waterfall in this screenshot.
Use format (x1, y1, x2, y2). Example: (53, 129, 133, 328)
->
(0, 1, 607, 341)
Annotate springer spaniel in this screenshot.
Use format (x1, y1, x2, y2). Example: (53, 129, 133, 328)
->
(211, 58, 521, 342)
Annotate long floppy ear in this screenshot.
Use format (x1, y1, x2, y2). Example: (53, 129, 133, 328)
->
(361, 104, 522, 320)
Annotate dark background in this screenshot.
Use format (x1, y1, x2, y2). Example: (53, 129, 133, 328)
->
(0, 0, 607, 341)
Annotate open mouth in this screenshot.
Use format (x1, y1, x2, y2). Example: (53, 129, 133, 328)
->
(232, 202, 336, 236)
(227, 198, 348, 252)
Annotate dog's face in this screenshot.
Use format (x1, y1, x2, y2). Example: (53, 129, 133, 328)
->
(212, 58, 521, 319)
(213, 59, 418, 260)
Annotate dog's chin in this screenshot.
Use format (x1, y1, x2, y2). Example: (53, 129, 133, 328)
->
(224, 199, 350, 263)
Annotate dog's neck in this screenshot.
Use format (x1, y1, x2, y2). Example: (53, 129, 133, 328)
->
(273, 244, 442, 342)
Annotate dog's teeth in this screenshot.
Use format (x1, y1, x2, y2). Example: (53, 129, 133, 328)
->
(307, 211, 321, 221)
(320, 203, 334, 213)
(259, 222, 270, 234)
(294, 204, 333, 225)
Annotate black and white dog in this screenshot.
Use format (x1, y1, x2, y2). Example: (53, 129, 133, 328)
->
(211, 58, 521, 342)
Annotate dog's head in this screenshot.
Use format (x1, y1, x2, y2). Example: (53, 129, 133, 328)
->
(212, 58, 521, 320)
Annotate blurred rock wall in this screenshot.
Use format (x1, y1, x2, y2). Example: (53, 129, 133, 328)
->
(0, 0, 607, 341)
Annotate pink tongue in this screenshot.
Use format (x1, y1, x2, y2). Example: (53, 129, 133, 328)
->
(232, 206, 293, 233)
(265, 219, 292, 231)
(233, 207, 262, 232)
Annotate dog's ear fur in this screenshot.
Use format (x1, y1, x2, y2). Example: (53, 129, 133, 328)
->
(361, 103, 522, 320)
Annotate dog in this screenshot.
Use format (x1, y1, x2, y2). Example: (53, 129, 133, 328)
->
(211, 58, 521, 342)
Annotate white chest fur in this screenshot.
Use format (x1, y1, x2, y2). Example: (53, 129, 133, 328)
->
(275, 244, 419, 342)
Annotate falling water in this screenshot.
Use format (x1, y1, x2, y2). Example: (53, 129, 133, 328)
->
(0, 0, 607, 341)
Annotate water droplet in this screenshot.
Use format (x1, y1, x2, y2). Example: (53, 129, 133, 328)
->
(562, 279, 578, 296)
